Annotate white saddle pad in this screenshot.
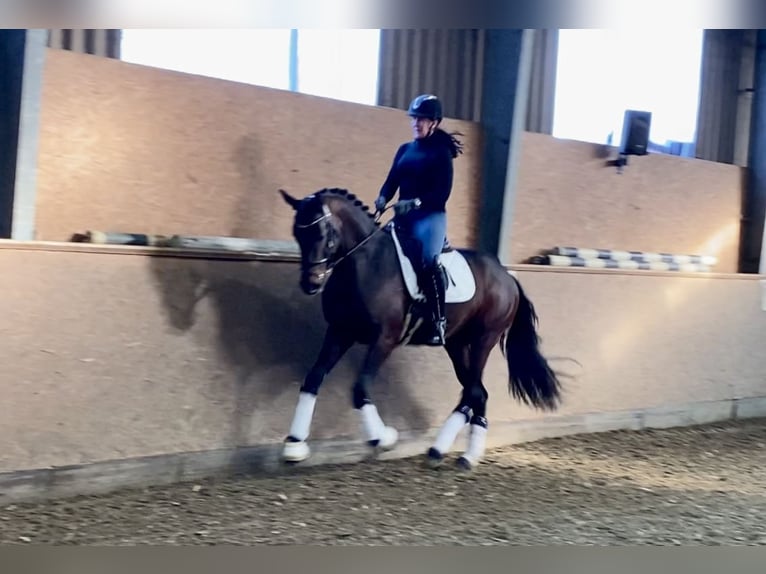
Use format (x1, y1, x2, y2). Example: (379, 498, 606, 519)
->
(388, 223, 476, 304)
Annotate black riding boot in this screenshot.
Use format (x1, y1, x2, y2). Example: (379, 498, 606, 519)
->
(418, 260, 447, 346)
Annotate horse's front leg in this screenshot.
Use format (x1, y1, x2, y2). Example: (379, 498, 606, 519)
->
(352, 334, 399, 451)
(282, 325, 353, 462)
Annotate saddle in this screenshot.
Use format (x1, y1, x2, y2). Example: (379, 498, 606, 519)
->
(384, 222, 476, 305)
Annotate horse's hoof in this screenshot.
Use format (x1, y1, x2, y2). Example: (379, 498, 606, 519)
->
(456, 456, 474, 471)
(426, 447, 444, 468)
(282, 439, 310, 463)
(379, 426, 398, 450)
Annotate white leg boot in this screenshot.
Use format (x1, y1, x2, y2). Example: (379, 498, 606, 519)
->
(359, 404, 398, 450)
(427, 406, 471, 463)
(282, 392, 316, 462)
(457, 417, 488, 470)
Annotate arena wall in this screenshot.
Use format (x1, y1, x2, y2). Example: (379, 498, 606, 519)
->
(1, 49, 761, 502)
(1, 243, 764, 501)
(513, 133, 744, 274)
(34, 49, 744, 273)
(32, 49, 483, 248)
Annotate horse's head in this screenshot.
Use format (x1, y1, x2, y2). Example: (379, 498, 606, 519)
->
(280, 189, 342, 295)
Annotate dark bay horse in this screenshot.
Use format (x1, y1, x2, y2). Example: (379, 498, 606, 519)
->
(279, 187, 562, 469)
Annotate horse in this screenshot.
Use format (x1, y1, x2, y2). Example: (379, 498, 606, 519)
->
(278, 187, 563, 469)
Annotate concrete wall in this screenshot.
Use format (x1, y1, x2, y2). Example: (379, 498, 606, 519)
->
(34, 49, 745, 273)
(1, 243, 764, 497)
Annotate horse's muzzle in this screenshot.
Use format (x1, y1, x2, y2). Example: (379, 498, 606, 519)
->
(300, 268, 332, 295)
(300, 279, 321, 295)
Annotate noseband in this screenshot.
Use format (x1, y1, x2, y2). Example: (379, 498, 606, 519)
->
(295, 204, 336, 267)
(295, 201, 382, 288)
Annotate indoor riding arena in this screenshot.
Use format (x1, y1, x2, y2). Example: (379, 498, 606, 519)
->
(0, 29, 765, 546)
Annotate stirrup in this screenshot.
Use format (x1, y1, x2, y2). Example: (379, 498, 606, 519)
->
(424, 318, 446, 345)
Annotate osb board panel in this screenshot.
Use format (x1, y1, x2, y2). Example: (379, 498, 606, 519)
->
(1, 248, 765, 473)
(515, 269, 766, 411)
(35, 51, 745, 273)
(34, 49, 483, 247)
(512, 132, 745, 273)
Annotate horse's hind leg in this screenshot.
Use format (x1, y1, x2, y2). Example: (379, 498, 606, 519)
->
(282, 325, 353, 462)
(456, 330, 504, 470)
(352, 335, 399, 452)
(427, 339, 473, 466)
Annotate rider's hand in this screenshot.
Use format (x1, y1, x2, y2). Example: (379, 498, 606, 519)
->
(394, 198, 422, 215)
(374, 196, 387, 212)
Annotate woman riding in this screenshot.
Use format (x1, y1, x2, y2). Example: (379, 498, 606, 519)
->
(374, 94, 464, 346)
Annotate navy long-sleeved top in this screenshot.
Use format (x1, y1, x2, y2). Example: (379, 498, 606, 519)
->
(378, 134, 454, 220)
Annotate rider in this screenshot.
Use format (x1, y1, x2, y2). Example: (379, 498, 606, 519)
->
(374, 94, 464, 346)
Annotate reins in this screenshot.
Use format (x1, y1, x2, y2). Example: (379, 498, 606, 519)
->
(297, 202, 396, 280)
(324, 205, 393, 268)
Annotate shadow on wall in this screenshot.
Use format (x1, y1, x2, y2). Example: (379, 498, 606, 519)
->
(231, 134, 269, 238)
(146, 255, 433, 448)
(144, 131, 434, 448)
(230, 133, 320, 239)
(147, 256, 321, 446)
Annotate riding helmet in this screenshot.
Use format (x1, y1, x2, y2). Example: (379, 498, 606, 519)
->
(407, 94, 443, 121)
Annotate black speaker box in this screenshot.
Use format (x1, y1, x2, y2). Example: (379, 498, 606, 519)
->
(620, 110, 652, 156)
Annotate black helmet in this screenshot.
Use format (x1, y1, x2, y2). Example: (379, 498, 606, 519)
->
(408, 94, 443, 121)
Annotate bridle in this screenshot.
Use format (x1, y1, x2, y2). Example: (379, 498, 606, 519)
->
(295, 204, 336, 271)
(295, 202, 390, 289)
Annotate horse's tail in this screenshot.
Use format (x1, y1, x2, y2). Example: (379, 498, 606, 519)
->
(499, 276, 563, 411)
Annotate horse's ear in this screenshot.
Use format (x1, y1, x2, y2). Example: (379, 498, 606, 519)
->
(279, 189, 301, 210)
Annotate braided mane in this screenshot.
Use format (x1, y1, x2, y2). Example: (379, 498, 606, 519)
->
(313, 187, 379, 226)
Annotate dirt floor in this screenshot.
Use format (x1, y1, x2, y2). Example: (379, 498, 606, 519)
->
(1, 418, 765, 545)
